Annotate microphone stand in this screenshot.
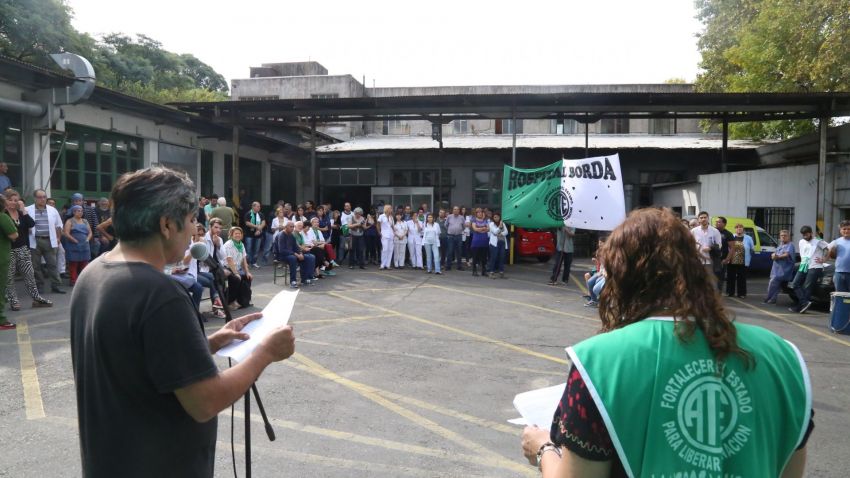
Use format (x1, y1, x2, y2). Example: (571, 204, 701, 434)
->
(205, 254, 275, 478)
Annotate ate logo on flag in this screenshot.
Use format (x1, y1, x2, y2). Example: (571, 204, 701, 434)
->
(545, 189, 573, 222)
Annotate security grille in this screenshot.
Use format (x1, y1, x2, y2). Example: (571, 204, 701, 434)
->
(747, 207, 794, 238)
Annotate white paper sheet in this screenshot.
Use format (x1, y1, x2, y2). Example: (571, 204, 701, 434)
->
(215, 289, 298, 362)
(511, 383, 566, 428)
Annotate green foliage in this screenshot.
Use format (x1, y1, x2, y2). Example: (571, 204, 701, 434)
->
(664, 78, 689, 84)
(0, 0, 96, 65)
(0, 0, 228, 103)
(694, 0, 850, 139)
(95, 34, 227, 93)
(117, 81, 228, 104)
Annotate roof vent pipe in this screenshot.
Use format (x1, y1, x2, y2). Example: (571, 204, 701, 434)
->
(0, 97, 45, 117)
(49, 52, 96, 104)
(0, 52, 95, 117)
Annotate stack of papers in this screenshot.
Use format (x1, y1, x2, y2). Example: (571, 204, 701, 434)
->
(509, 383, 566, 427)
(215, 289, 299, 362)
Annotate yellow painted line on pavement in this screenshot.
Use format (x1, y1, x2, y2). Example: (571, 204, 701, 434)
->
(225, 408, 515, 471)
(0, 337, 69, 347)
(299, 314, 399, 335)
(26, 319, 70, 329)
(310, 285, 424, 293)
(329, 291, 568, 365)
(16, 319, 45, 419)
(730, 297, 850, 347)
(361, 270, 417, 282)
(570, 272, 589, 295)
(426, 283, 596, 324)
(290, 354, 536, 477)
(215, 440, 476, 478)
(298, 337, 564, 377)
(287, 351, 532, 435)
(370, 387, 522, 435)
(295, 313, 397, 325)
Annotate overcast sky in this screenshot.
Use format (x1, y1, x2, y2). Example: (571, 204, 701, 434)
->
(67, 0, 704, 89)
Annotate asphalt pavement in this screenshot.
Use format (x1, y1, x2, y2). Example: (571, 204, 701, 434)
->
(0, 258, 847, 477)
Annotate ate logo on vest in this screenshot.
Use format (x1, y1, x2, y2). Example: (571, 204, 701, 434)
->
(659, 359, 753, 473)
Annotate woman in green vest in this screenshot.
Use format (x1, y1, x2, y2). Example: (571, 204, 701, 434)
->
(521, 208, 812, 478)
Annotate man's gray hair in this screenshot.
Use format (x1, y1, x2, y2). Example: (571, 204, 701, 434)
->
(111, 166, 196, 244)
(217, 197, 227, 206)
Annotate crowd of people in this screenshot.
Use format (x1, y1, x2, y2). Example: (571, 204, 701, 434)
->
(685, 210, 850, 314)
(206, 199, 516, 289)
(17, 164, 809, 478)
(0, 184, 114, 330)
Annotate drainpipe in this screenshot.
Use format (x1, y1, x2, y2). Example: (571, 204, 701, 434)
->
(0, 97, 45, 117)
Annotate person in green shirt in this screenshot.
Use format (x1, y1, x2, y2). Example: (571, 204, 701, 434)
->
(521, 208, 811, 478)
(0, 193, 21, 329)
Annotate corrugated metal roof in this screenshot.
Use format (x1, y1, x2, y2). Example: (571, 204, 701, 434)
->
(316, 134, 766, 153)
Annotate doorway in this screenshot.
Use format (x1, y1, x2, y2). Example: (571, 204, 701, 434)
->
(371, 187, 434, 212)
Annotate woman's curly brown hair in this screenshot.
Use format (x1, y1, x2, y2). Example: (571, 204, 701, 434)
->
(597, 208, 753, 367)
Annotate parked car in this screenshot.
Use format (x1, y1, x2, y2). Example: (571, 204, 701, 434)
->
(514, 227, 555, 262)
(781, 264, 834, 308)
(712, 216, 779, 272)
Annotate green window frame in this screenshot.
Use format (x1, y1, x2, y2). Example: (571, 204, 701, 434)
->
(50, 124, 142, 202)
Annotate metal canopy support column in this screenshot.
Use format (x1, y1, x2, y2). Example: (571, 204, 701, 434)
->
(511, 107, 517, 167)
(232, 126, 240, 207)
(438, 114, 444, 209)
(721, 118, 728, 173)
(310, 118, 317, 202)
(817, 116, 828, 236)
(584, 117, 589, 158)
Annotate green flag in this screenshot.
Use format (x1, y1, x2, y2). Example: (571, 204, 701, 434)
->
(502, 160, 564, 228)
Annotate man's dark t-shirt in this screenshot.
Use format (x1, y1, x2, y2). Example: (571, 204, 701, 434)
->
(70, 258, 219, 477)
(719, 227, 735, 258)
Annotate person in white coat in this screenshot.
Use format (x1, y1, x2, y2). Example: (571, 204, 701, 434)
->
(377, 204, 395, 270)
(392, 212, 407, 269)
(27, 189, 66, 294)
(405, 213, 423, 269)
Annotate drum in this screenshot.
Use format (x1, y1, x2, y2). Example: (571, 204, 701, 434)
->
(828, 292, 850, 335)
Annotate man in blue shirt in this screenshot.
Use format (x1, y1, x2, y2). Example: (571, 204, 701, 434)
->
(0, 162, 11, 192)
(275, 221, 315, 288)
(829, 220, 850, 292)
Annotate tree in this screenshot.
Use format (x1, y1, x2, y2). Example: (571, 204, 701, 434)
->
(694, 0, 850, 139)
(0, 0, 96, 66)
(96, 34, 228, 93)
(0, 1, 228, 104)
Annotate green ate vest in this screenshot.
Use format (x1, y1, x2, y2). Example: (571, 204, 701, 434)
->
(567, 318, 811, 478)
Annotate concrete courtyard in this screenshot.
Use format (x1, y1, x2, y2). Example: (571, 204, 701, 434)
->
(1, 259, 847, 477)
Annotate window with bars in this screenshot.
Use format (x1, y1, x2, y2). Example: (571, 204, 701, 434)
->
(321, 167, 376, 186)
(473, 170, 502, 208)
(50, 124, 143, 201)
(747, 207, 794, 239)
(649, 118, 674, 135)
(600, 118, 630, 134)
(495, 119, 523, 135)
(554, 119, 580, 134)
